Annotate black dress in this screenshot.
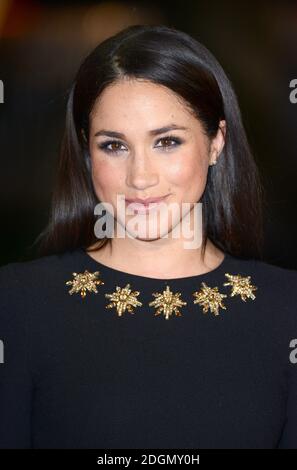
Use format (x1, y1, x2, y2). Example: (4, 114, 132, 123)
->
(0, 248, 297, 448)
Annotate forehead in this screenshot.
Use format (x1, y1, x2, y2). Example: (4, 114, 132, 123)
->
(89, 78, 196, 126)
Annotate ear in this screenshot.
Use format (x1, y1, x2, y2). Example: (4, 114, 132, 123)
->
(209, 120, 226, 166)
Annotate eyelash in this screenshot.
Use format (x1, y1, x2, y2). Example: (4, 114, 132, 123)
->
(97, 135, 183, 155)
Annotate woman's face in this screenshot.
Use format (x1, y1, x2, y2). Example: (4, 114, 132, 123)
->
(88, 78, 225, 241)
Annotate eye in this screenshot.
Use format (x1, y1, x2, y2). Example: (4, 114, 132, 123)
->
(155, 135, 182, 150)
(97, 134, 183, 156)
(97, 140, 126, 155)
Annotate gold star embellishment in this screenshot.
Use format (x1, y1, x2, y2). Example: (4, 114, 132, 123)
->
(105, 283, 142, 317)
(193, 282, 227, 316)
(223, 273, 257, 301)
(149, 284, 187, 320)
(66, 270, 104, 298)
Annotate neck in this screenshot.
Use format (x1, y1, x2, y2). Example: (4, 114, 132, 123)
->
(87, 237, 225, 279)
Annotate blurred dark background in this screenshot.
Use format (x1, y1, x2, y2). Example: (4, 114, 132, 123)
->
(0, 0, 296, 268)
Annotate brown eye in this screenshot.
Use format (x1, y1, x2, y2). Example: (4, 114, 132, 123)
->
(162, 138, 173, 146)
(155, 135, 182, 150)
(97, 140, 126, 155)
(109, 142, 122, 151)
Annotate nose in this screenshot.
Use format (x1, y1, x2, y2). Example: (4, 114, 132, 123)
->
(125, 152, 159, 191)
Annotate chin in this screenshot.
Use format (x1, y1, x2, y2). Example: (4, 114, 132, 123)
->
(133, 235, 162, 242)
(125, 225, 174, 241)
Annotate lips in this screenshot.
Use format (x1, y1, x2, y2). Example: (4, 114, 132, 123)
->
(125, 195, 169, 213)
(125, 195, 168, 205)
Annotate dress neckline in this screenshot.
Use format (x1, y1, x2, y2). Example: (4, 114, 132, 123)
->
(77, 247, 232, 283)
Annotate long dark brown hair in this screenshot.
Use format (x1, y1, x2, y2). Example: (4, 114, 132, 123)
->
(32, 24, 265, 260)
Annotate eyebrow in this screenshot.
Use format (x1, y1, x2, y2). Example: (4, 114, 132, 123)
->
(94, 124, 189, 139)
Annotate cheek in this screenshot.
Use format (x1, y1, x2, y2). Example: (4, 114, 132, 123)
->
(166, 153, 208, 189)
(91, 159, 122, 200)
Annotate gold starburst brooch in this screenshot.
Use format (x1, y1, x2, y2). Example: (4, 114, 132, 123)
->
(193, 282, 227, 316)
(105, 283, 142, 317)
(223, 273, 257, 301)
(66, 270, 104, 298)
(65, 267, 258, 319)
(149, 284, 187, 320)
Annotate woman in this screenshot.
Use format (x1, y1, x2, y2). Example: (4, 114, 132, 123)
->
(0, 24, 296, 449)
